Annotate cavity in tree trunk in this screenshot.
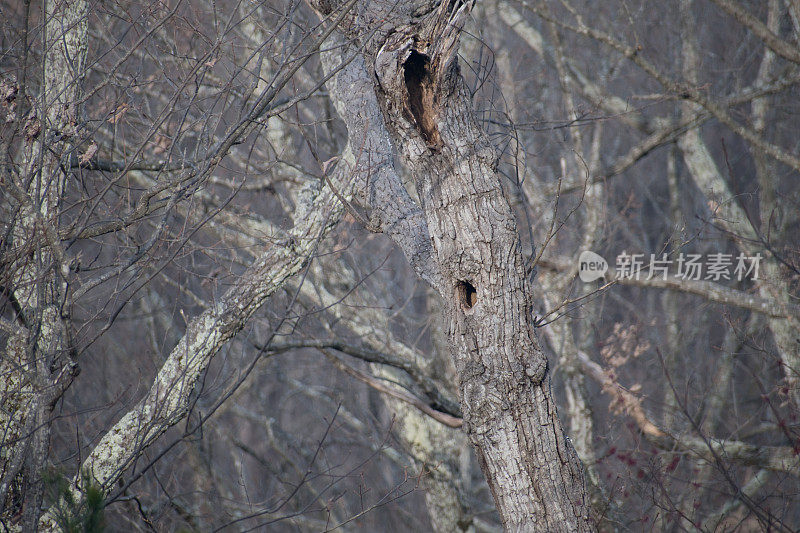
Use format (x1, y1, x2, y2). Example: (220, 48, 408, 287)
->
(312, 1, 594, 529)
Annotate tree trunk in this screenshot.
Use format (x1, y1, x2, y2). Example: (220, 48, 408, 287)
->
(1, 0, 86, 528)
(314, 1, 594, 530)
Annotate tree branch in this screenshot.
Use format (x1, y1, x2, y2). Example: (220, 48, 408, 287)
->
(574, 348, 800, 475)
(709, 0, 800, 65)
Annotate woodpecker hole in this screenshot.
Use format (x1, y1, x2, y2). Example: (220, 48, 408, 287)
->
(456, 280, 478, 310)
(402, 50, 441, 149)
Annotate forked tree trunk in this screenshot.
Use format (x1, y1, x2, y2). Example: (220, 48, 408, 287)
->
(314, 1, 594, 530)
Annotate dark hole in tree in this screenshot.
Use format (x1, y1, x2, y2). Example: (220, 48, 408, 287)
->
(402, 50, 441, 148)
(456, 280, 478, 310)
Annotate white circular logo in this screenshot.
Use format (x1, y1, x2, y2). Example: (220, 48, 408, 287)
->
(578, 250, 608, 282)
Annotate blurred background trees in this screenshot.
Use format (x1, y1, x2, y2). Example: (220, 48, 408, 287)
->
(1, 0, 798, 530)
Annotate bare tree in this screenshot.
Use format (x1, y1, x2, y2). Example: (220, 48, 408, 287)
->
(2, 0, 799, 531)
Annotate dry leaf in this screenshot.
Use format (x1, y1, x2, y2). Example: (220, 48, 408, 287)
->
(80, 142, 98, 165)
(24, 116, 40, 140)
(1, 78, 17, 104)
(108, 103, 129, 124)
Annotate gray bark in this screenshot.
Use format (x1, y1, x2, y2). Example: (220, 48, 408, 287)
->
(1, 0, 86, 527)
(314, 1, 593, 530)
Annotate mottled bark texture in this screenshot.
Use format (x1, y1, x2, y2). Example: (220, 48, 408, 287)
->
(313, 1, 593, 530)
(1, 0, 86, 528)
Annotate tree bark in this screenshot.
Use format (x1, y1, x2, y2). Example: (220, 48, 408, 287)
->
(314, 1, 593, 530)
(1, 0, 86, 527)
